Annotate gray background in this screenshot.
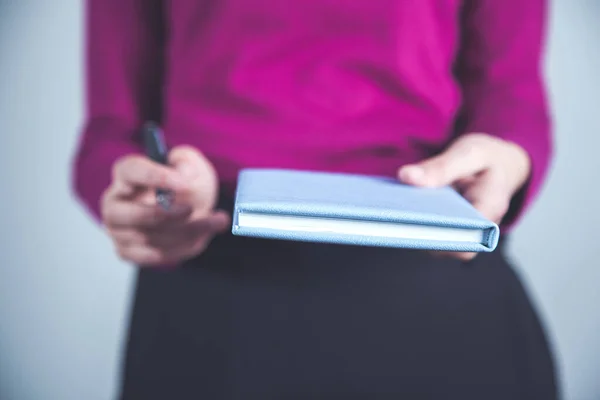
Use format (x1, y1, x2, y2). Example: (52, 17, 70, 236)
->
(0, 0, 598, 399)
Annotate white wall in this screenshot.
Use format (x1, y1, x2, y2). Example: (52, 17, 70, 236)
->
(0, 1, 598, 399)
(510, 1, 600, 398)
(0, 3, 133, 399)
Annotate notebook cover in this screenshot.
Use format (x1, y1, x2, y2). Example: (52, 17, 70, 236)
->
(232, 168, 500, 252)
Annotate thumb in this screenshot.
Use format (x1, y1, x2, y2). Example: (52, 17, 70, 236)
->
(168, 145, 220, 211)
(168, 145, 214, 180)
(186, 209, 231, 236)
(209, 210, 232, 233)
(398, 135, 490, 187)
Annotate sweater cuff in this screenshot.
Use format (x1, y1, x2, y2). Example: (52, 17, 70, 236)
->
(72, 141, 141, 223)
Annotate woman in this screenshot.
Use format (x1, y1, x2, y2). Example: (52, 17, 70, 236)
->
(73, 0, 557, 398)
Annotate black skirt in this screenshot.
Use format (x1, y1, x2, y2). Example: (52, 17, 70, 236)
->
(118, 225, 558, 399)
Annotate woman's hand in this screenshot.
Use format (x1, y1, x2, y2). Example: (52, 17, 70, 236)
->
(398, 133, 531, 261)
(101, 145, 230, 267)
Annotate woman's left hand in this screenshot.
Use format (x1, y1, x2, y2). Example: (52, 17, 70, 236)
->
(397, 133, 531, 261)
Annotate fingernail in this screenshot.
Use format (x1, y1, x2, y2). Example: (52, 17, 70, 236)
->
(400, 166, 425, 183)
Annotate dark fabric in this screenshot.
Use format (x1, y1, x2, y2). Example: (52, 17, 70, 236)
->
(118, 232, 558, 400)
(118, 195, 558, 400)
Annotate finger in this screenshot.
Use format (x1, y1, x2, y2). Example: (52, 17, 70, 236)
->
(106, 178, 138, 199)
(145, 223, 202, 248)
(203, 210, 231, 233)
(398, 135, 491, 187)
(432, 251, 477, 261)
(103, 200, 192, 228)
(112, 155, 189, 196)
(117, 212, 231, 267)
(141, 234, 209, 266)
(455, 252, 477, 261)
(177, 211, 231, 237)
(105, 181, 171, 207)
(146, 210, 231, 248)
(167, 145, 211, 178)
(116, 244, 164, 266)
(168, 146, 221, 209)
(135, 189, 160, 206)
(108, 228, 148, 247)
(462, 171, 511, 224)
(117, 243, 194, 267)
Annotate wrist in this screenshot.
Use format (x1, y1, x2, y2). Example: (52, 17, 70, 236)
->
(502, 139, 532, 192)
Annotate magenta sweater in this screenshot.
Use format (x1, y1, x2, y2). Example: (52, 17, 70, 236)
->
(73, 0, 552, 230)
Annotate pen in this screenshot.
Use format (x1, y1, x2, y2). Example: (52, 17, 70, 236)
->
(142, 121, 173, 210)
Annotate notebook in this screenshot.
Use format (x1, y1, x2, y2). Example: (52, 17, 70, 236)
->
(231, 168, 500, 252)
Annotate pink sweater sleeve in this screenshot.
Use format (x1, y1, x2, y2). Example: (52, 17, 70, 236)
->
(72, 0, 165, 222)
(454, 0, 554, 230)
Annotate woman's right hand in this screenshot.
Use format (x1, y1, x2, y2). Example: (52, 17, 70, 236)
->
(100, 145, 230, 267)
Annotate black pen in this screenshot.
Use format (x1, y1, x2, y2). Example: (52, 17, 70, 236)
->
(142, 121, 174, 210)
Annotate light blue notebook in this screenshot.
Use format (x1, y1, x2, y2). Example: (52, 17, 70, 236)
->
(232, 169, 499, 252)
